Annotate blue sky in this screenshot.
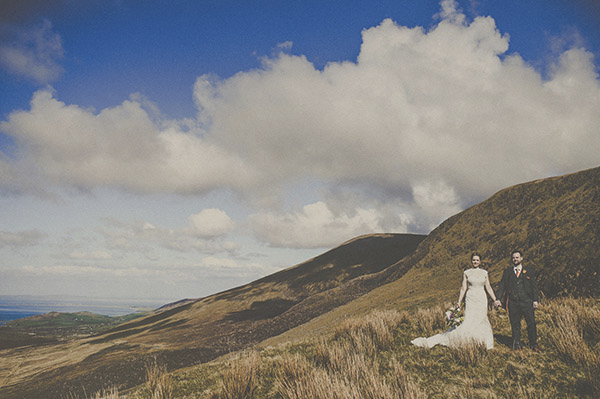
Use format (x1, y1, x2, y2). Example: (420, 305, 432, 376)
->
(1, 0, 599, 302)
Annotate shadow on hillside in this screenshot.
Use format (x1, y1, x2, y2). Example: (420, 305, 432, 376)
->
(88, 303, 194, 344)
(212, 234, 425, 302)
(225, 298, 298, 322)
(283, 234, 426, 291)
(11, 346, 219, 399)
(0, 328, 58, 349)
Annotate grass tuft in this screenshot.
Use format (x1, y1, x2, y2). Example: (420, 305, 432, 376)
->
(546, 299, 597, 367)
(414, 305, 446, 335)
(141, 358, 173, 399)
(217, 351, 260, 399)
(449, 340, 488, 367)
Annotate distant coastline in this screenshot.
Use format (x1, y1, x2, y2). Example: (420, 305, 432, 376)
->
(0, 295, 171, 324)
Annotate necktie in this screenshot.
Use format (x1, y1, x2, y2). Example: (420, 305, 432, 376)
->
(516, 268, 521, 278)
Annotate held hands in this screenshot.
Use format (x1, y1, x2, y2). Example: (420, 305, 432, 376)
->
(491, 300, 538, 308)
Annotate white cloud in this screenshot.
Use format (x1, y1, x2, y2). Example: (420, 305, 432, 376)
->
(187, 208, 235, 238)
(248, 201, 412, 248)
(101, 209, 238, 256)
(412, 179, 462, 229)
(193, 9, 599, 204)
(0, 90, 256, 194)
(277, 41, 294, 51)
(0, 229, 46, 248)
(0, 19, 64, 83)
(436, 0, 465, 25)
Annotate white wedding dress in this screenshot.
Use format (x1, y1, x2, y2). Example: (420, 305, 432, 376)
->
(411, 268, 494, 349)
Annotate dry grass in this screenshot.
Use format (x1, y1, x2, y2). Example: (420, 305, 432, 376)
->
(266, 309, 427, 399)
(414, 305, 446, 336)
(87, 297, 600, 399)
(273, 345, 426, 399)
(80, 358, 173, 399)
(334, 309, 407, 348)
(547, 305, 591, 364)
(94, 387, 121, 399)
(449, 340, 488, 366)
(543, 297, 600, 397)
(442, 378, 498, 399)
(217, 351, 260, 399)
(385, 357, 428, 399)
(274, 352, 352, 399)
(584, 351, 600, 398)
(64, 386, 120, 399)
(502, 381, 555, 399)
(88, 387, 121, 399)
(143, 358, 173, 399)
(546, 298, 599, 367)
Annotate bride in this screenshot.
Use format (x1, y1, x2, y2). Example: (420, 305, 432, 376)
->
(411, 253, 497, 349)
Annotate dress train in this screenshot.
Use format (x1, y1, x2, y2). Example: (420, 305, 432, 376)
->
(411, 268, 494, 349)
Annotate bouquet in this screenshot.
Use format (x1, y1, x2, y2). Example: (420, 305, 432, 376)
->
(445, 305, 464, 328)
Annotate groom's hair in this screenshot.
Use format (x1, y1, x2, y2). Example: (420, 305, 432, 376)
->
(511, 249, 523, 257)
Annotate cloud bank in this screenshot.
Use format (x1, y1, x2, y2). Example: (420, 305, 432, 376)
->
(248, 201, 413, 249)
(1, 0, 599, 244)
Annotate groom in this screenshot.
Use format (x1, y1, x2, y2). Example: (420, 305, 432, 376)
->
(494, 250, 540, 351)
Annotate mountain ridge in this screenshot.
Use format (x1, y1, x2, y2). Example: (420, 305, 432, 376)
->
(260, 166, 600, 346)
(0, 233, 425, 399)
(1, 166, 598, 398)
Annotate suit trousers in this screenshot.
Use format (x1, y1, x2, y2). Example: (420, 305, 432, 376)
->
(508, 300, 537, 347)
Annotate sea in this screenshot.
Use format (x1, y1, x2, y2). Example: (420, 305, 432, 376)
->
(0, 295, 171, 325)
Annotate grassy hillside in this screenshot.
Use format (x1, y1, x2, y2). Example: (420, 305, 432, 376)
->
(0, 234, 424, 399)
(81, 297, 600, 399)
(263, 166, 600, 346)
(408, 165, 599, 297)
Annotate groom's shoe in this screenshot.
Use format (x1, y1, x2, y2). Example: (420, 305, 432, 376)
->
(512, 341, 522, 351)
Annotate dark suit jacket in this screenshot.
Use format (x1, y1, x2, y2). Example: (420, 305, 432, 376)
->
(496, 266, 539, 308)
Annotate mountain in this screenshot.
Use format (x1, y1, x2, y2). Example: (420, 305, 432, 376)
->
(1, 166, 598, 398)
(263, 166, 600, 346)
(391, 164, 600, 300)
(0, 233, 425, 399)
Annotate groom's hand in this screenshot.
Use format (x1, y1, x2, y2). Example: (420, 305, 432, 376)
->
(493, 300, 501, 308)
(533, 301, 538, 309)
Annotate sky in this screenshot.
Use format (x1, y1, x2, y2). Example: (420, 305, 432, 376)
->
(1, 0, 599, 302)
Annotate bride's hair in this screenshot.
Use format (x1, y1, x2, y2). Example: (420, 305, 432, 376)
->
(471, 252, 482, 260)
